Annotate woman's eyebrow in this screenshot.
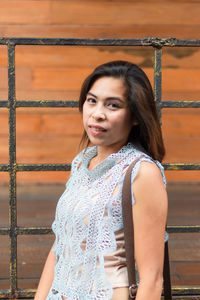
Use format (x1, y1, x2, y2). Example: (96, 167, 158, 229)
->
(106, 97, 124, 103)
(87, 92, 97, 98)
(87, 92, 124, 103)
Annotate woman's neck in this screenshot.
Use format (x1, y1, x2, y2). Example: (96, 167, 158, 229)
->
(88, 143, 126, 170)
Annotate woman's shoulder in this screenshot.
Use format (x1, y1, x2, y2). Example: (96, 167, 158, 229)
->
(134, 160, 164, 183)
(127, 146, 166, 187)
(129, 153, 166, 206)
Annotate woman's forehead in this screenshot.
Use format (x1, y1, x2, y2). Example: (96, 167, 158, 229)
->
(89, 76, 126, 98)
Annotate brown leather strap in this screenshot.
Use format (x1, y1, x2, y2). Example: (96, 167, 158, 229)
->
(122, 157, 172, 300)
(163, 241, 172, 299)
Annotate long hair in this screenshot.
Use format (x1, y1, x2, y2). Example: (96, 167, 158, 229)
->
(79, 60, 165, 162)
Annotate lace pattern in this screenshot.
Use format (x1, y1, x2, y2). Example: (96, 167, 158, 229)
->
(48, 143, 166, 300)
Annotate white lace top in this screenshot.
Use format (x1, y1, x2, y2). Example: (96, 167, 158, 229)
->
(47, 143, 166, 300)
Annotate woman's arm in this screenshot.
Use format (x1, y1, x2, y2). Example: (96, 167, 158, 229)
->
(132, 162, 168, 300)
(34, 243, 56, 300)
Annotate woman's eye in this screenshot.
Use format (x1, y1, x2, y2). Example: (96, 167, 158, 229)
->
(86, 98, 96, 103)
(107, 102, 119, 109)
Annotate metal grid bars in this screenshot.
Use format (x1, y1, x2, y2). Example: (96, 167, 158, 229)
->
(0, 37, 200, 299)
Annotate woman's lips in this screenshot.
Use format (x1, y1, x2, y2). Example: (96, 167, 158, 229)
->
(88, 124, 107, 135)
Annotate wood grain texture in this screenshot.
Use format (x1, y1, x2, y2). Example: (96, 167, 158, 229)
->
(11, 46, 200, 69)
(0, 0, 199, 183)
(0, 182, 199, 289)
(0, 24, 200, 39)
(1, 1, 200, 25)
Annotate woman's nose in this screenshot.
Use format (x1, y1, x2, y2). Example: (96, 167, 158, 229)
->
(92, 107, 106, 120)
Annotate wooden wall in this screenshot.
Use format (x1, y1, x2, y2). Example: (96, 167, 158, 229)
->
(0, 0, 200, 182)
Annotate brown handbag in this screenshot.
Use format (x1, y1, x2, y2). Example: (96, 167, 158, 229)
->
(122, 157, 172, 300)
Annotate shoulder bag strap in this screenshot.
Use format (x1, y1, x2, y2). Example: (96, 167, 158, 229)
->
(122, 157, 172, 300)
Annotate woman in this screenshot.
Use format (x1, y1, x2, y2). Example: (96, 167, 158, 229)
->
(35, 61, 168, 300)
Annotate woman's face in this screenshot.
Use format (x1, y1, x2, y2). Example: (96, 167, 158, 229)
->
(82, 76, 134, 153)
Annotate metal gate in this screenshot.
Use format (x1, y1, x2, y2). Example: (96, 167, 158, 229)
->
(0, 37, 200, 299)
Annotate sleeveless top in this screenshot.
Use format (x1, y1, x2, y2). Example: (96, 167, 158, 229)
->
(47, 143, 166, 300)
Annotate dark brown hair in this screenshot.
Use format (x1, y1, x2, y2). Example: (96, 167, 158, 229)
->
(79, 60, 165, 162)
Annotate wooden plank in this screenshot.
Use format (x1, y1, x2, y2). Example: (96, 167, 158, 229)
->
(17, 112, 83, 139)
(162, 109, 200, 135)
(0, 134, 9, 162)
(169, 233, 200, 261)
(1, 135, 81, 164)
(163, 48, 200, 69)
(167, 183, 200, 225)
(165, 170, 200, 182)
(32, 67, 93, 91)
(0, 110, 8, 135)
(11, 46, 200, 70)
(16, 171, 70, 183)
(0, 67, 8, 90)
(50, 1, 200, 26)
(170, 261, 200, 285)
(1, 1, 200, 26)
(14, 89, 81, 100)
(15, 136, 81, 163)
(0, 90, 8, 100)
(14, 46, 145, 68)
(162, 69, 200, 91)
(0, 1, 51, 24)
(16, 109, 82, 136)
(173, 261, 200, 276)
(0, 46, 7, 67)
(0, 236, 9, 289)
(162, 90, 200, 101)
(1, 24, 200, 39)
(0, 173, 9, 184)
(163, 137, 200, 162)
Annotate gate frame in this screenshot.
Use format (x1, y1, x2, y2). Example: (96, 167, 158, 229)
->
(0, 37, 200, 299)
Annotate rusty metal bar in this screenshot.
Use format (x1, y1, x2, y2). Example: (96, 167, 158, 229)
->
(163, 163, 200, 170)
(161, 101, 200, 108)
(17, 163, 200, 171)
(1, 100, 200, 108)
(167, 225, 200, 233)
(0, 227, 52, 235)
(0, 162, 200, 172)
(154, 47, 162, 120)
(172, 286, 200, 296)
(0, 164, 9, 171)
(15, 100, 78, 108)
(0, 101, 8, 107)
(0, 37, 168, 46)
(16, 227, 52, 235)
(0, 228, 10, 235)
(0, 37, 200, 47)
(0, 286, 200, 299)
(16, 163, 71, 171)
(1, 225, 200, 235)
(8, 44, 18, 296)
(0, 289, 35, 299)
